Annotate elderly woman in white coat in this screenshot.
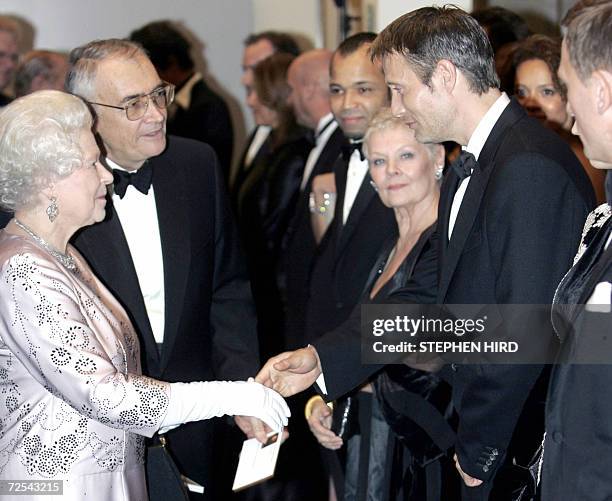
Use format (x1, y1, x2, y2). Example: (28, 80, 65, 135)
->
(0, 90, 289, 500)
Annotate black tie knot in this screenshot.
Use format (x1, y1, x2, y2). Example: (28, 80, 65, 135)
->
(341, 142, 365, 162)
(113, 163, 153, 199)
(451, 151, 478, 181)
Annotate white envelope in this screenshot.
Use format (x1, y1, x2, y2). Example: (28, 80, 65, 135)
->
(232, 429, 283, 491)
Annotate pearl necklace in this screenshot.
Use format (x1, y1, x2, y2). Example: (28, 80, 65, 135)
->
(14, 218, 77, 272)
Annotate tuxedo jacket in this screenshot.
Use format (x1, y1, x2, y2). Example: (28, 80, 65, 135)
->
(543, 212, 612, 500)
(72, 135, 259, 489)
(230, 126, 271, 209)
(283, 126, 346, 349)
(431, 100, 594, 484)
(167, 77, 234, 182)
(303, 153, 397, 344)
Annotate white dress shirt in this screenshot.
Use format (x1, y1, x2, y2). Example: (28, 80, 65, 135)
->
(342, 145, 369, 224)
(108, 159, 166, 344)
(300, 113, 339, 191)
(245, 125, 271, 168)
(448, 93, 511, 240)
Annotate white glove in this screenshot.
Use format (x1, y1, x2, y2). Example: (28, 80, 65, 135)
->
(159, 380, 290, 434)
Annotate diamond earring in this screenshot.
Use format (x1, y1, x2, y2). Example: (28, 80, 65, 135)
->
(46, 196, 59, 222)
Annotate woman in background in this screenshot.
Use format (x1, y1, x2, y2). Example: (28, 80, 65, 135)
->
(513, 34, 606, 203)
(306, 109, 455, 501)
(237, 52, 311, 359)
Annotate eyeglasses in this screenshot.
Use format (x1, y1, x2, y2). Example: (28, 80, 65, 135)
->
(88, 83, 175, 121)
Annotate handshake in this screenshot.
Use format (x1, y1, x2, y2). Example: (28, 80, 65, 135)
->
(236, 345, 325, 443)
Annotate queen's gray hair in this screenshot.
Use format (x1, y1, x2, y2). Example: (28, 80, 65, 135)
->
(65, 38, 146, 100)
(363, 107, 442, 161)
(0, 90, 93, 211)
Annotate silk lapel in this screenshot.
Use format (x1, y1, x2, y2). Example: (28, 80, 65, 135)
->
(149, 153, 191, 372)
(74, 201, 160, 370)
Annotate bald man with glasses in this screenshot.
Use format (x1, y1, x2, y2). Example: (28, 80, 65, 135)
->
(66, 39, 261, 500)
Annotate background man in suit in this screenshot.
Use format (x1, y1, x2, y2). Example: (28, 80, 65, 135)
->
(14, 50, 68, 97)
(130, 21, 234, 181)
(66, 39, 261, 500)
(303, 33, 395, 345)
(230, 31, 300, 199)
(543, 2, 612, 498)
(283, 48, 345, 350)
(258, 7, 594, 500)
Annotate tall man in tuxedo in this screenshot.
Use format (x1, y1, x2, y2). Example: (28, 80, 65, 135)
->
(230, 31, 300, 200)
(543, 2, 612, 498)
(130, 21, 234, 180)
(66, 39, 261, 499)
(257, 7, 595, 500)
(283, 49, 345, 349)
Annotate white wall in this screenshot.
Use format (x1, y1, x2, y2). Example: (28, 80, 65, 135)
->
(252, 0, 323, 49)
(371, 0, 474, 31)
(2, 0, 254, 153)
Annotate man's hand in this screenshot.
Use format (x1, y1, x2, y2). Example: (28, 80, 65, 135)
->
(234, 415, 289, 444)
(234, 415, 270, 443)
(256, 346, 322, 397)
(306, 396, 343, 450)
(454, 454, 484, 487)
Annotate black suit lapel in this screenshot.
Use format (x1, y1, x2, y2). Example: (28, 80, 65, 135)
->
(150, 154, 191, 372)
(336, 173, 377, 259)
(437, 99, 524, 302)
(73, 201, 160, 371)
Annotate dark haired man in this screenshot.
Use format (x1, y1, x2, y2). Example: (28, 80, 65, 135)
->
(0, 17, 19, 107)
(130, 21, 234, 179)
(14, 50, 68, 97)
(372, 6, 594, 499)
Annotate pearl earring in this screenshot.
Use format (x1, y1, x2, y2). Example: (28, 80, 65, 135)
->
(435, 165, 444, 181)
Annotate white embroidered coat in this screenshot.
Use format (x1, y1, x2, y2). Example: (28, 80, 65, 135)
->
(0, 231, 170, 500)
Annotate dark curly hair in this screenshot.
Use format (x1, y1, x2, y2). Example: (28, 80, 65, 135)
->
(512, 34, 566, 101)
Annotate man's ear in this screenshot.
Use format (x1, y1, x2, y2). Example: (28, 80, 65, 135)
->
(592, 69, 612, 115)
(432, 59, 457, 94)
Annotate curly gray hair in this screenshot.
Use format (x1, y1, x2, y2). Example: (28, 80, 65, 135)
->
(0, 90, 93, 211)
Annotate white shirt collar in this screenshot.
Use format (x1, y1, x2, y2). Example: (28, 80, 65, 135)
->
(465, 93, 510, 160)
(105, 157, 125, 171)
(175, 72, 202, 110)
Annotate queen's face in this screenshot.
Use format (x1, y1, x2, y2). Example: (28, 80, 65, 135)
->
(515, 58, 571, 130)
(53, 129, 113, 230)
(366, 125, 439, 210)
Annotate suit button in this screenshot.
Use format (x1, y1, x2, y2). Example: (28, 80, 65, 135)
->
(552, 431, 563, 443)
(336, 302, 343, 309)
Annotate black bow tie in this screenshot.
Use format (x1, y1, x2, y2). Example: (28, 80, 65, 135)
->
(451, 151, 478, 181)
(113, 163, 153, 199)
(342, 142, 365, 162)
